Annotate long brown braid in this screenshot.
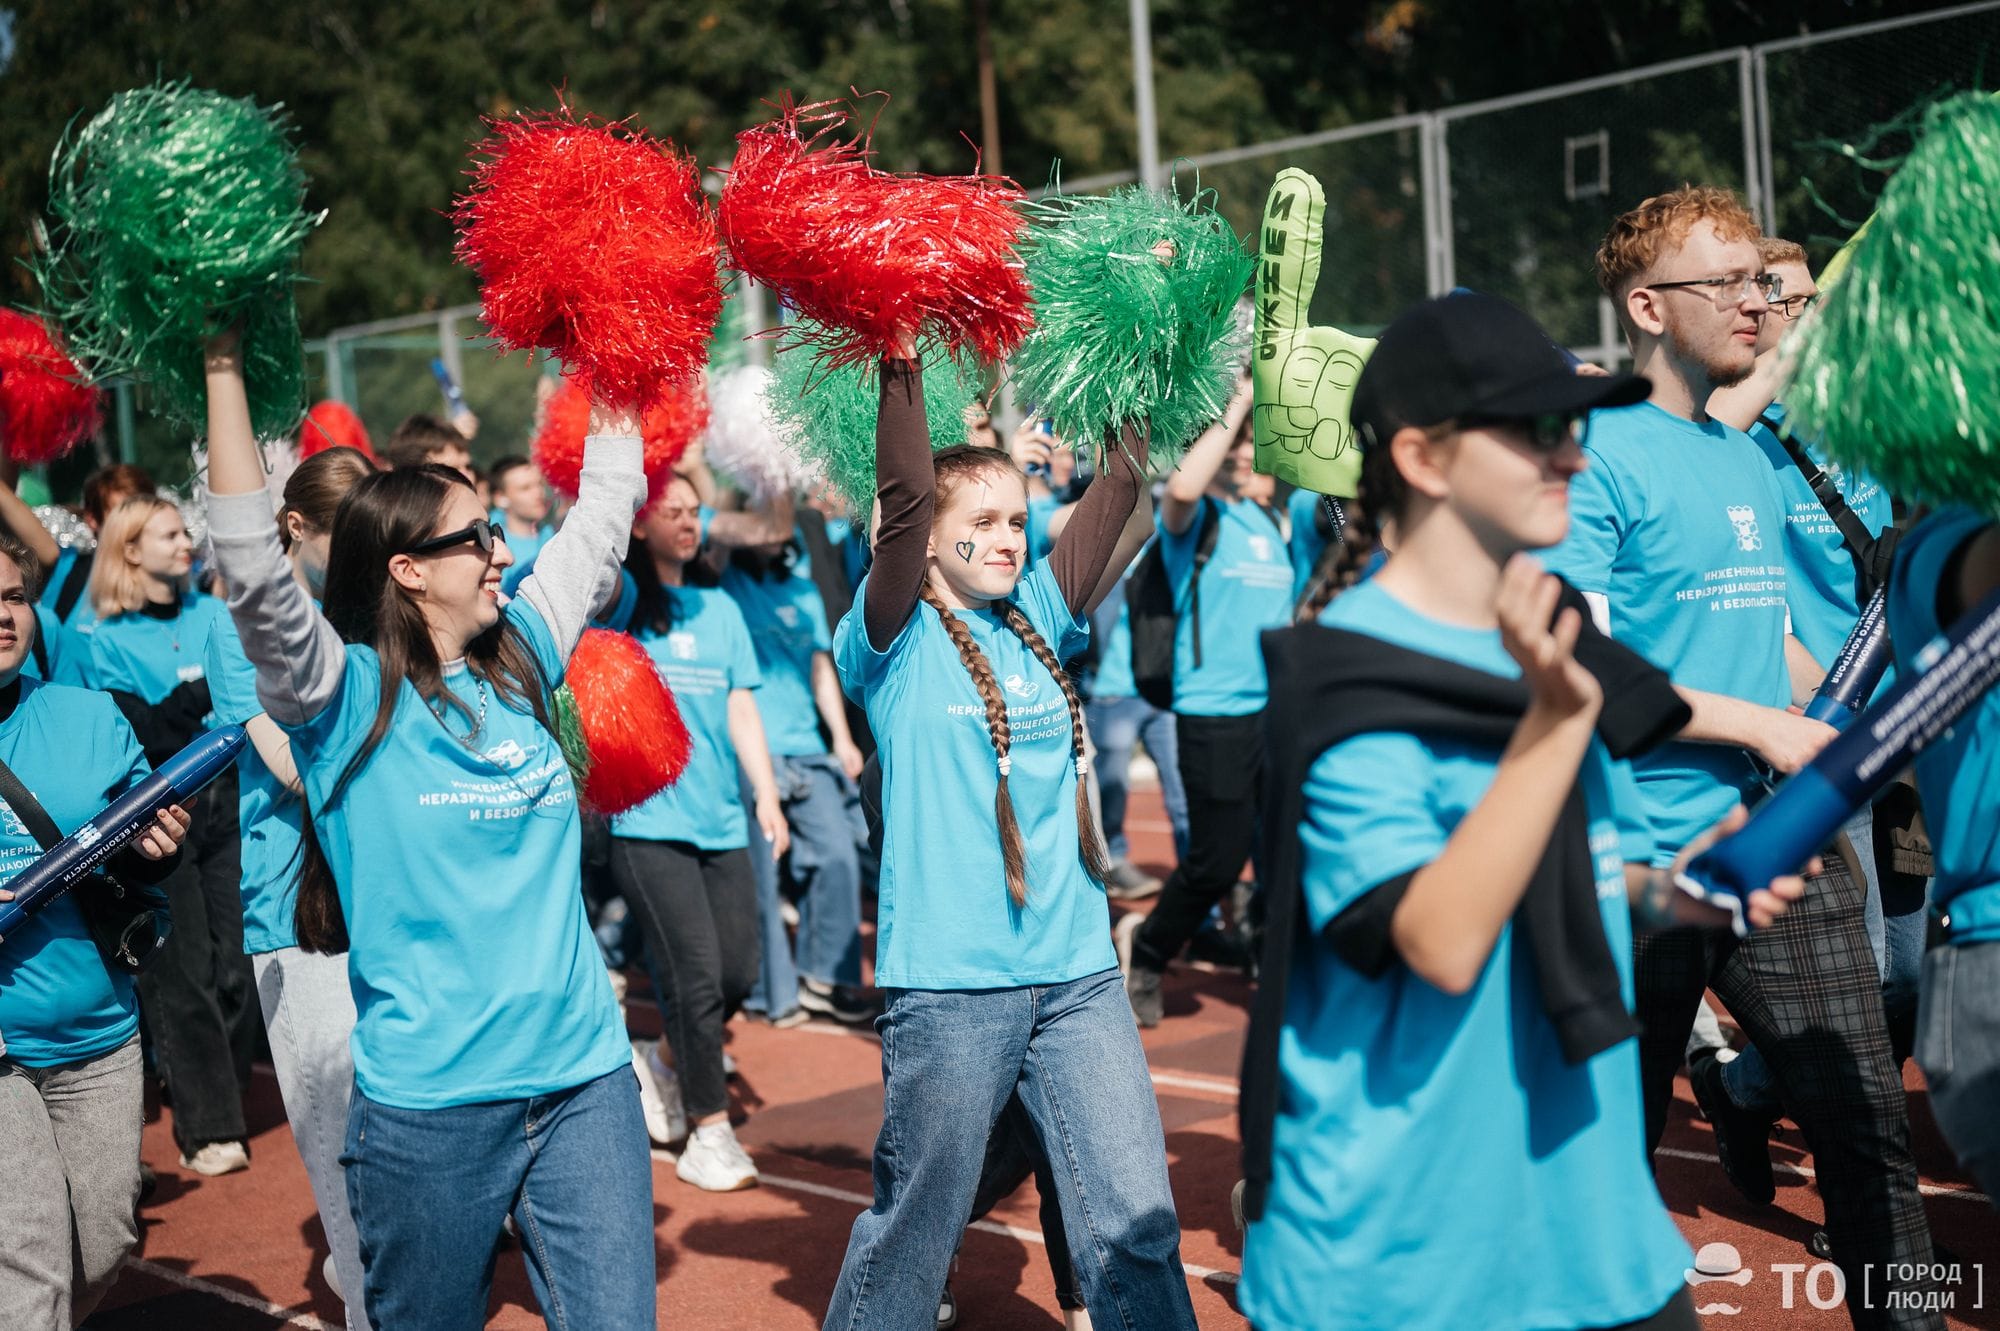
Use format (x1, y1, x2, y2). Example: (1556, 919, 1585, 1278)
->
(1294, 422, 1426, 623)
(993, 599, 1116, 886)
(917, 580, 1030, 905)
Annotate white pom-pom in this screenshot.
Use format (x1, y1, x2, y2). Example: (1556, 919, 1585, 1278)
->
(702, 364, 823, 504)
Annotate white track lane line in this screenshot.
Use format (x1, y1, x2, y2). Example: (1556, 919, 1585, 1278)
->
(1654, 1146, 1991, 1204)
(123, 1258, 336, 1329)
(649, 1149, 1241, 1286)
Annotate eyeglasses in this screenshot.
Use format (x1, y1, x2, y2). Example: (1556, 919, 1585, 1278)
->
(1772, 292, 1821, 321)
(401, 519, 506, 558)
(1646, 271, 1782, 306)
(1460, 412, 1586, 453)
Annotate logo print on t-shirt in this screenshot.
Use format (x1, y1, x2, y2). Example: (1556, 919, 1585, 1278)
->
(667, 631, 698, 661)
(1003, 673, 1041, 701)
(483, 739, 529, 769)
(1725, 505, 1764, 552)
(0, 802, 25, 839)
(1248, 534, 1275, 563)
(775, 605, 799, 628)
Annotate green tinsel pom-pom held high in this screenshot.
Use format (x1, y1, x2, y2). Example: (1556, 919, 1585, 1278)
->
(1787, 92, 2000, 516)
(36, 81, 322, 439)
(1010, 179, 1253, 470)
(768, 321, 983, 512)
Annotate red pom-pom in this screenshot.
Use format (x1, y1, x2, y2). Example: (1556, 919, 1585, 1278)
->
(454, 105, 721, 407)
(532, 378, 709, 505)
(720, 98, 1032, 369)
(568, 628, 692, 814)
(0, 310, 102, 465)
(299, 400, 375, 460)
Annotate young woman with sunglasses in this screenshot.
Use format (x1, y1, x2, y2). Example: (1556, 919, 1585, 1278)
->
(1239, 294, 1804, 1331)
(201, 331, 656, 1331)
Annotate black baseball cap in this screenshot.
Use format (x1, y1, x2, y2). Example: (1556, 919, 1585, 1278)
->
(1350, 292, 1649, 449)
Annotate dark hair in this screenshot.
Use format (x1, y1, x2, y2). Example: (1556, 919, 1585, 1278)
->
(293, 464, 556, 953)
(489, 455, 535, 488)
(924, 444, 1112, 906)
(279, 447, 376, 552)
(382, 414, 470, 470)
(0, 532, 45, 600)
(623, 474, 717, 633)
(1294, 427, 1421, 623)
(726, 539, 799, 583)
(82, 463, 155, 528)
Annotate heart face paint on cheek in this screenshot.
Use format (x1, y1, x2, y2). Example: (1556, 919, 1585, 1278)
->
(955, 540, 976, 563)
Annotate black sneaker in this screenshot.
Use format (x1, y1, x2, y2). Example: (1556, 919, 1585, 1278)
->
(798, 978, 880, 1026)
(1688, 1050, 1776, 1206)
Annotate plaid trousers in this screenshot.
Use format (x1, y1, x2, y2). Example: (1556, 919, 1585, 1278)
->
(1633, 861, 1941, 1331)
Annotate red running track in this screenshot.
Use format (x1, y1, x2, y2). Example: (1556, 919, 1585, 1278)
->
(91, 788, 1997, 1330)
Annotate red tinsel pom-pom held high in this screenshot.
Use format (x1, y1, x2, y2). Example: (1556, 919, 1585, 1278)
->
(720, 98, 1033, 368)
(569, 628, 693, 814)
(454, 106, 721, 407)
(532, 377, 710, 506)
(0, 309, 102, 465)
(299, 400, 375, 460)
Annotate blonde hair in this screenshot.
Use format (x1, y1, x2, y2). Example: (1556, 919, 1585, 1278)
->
(1758, 236, 1808, 267)
(91, 496, 186, 618)
(1595, 186, 1762, 299)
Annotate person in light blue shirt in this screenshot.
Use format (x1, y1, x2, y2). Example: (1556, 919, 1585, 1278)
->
(1118, 375, 1289, 1026)
(0, 533, 191, 1327)
(1285, 483, 1333, 603)
(489, 454, 556, 597)
(204, 336, 657, 1331)
(1083, 561, 1187, 899)
(1887, 507, 2000, 1206)
(721, 539, 874, 1026)
(63, 494, 255, 1175)
(822, 354, 1190, 1331)
(604, 472, 788, 1193)
(202, 445, 376, 1329)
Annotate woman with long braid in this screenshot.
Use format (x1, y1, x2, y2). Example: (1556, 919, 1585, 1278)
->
(821, 336, 1192, 1331)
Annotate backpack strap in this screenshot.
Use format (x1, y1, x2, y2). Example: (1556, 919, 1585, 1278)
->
(28, 608, 49, 681)
(1763, 415, 1892, 590)
(0, 752, 65, 852)
(52, 552, 92, 624)
(1187, 498, 1225, 671)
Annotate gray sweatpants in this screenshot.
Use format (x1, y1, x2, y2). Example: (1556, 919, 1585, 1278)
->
(0, 1035, 143, 1327)
(254, 946, 371, 1331)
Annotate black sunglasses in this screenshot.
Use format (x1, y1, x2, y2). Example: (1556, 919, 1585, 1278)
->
(1459, 411, 1587, 453)
(402, 518, 506, 558)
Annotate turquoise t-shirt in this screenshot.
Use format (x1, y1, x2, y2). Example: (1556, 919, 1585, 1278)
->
(21, 608, 68, 682)
(721, 564, 831, 759)
(606, 582, 762, 850)
(493, 513, 556, 597)
(1543, 402, 1791, 860)
(205, 611, 303, 955)
(282, 598, 627, 1109)
(1286, 487, 1331, 603)
(1887, 508, 2000, 942)
(1026, 493, 1060, 565)
(59, 592, 227, 704)
(1089, 568, 1138, 701)
(0, 680, 151, 1066)
(1241, 580, 1686, 1331)
(1750, 404, 1894, 678)
(1158, 497, 1294, 716)
(835, 564, 1112, 989)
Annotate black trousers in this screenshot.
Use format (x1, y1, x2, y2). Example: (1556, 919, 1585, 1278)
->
(1131, 711, 1263, 973)
(969, 1093, 1078, 1309)
(137, 771, 255, 1152)
(1634, 861, 1938, 1330)
(611, 837, 760, 1122)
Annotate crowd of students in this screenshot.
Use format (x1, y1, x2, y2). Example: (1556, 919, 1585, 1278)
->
(0, 176, 1993, 1331)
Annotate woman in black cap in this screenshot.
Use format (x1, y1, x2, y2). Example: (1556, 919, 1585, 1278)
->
(1237, 292, 1804, 1331)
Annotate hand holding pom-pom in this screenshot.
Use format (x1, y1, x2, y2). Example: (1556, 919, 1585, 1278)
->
(455, 105, 721, 409)
(554, 628, 693, 814)
(0, 310, 102, 465)
(533, 378, 709, 506)
(721, 98, 1032, 370)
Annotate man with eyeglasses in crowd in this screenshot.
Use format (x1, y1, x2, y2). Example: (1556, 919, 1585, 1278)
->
(1543, 188, 1940, 1330)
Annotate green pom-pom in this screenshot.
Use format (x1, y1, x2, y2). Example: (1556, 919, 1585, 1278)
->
(35, 81, 322, 438)
(1010, 180, 1252, 470)
(768, 322, 980, 512)
(553, 683, 592, 791)
(1787, 92, 2000, 515)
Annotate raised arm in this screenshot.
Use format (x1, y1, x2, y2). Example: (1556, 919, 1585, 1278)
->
(1046, 423, 1150, 618)
(861, 350, 937, 651)
(203, 332, 348, 727)
(1159, 373, 1252, 536)
(0, 463, 60, 570)
(514, 403, 645, 661)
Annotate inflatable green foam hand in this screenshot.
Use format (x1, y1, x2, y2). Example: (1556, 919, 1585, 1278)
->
(1252, 168, 1376, 497)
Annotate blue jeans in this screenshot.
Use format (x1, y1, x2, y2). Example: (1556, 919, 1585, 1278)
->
(1915, 939, 2000, 1206)
(341, 1066, 656, 1331)
(823, 968, 1196, 1331)
(1086, 694, 1188, 861)
(784, 755, 867, 988)
(743, 768, 799, 1018)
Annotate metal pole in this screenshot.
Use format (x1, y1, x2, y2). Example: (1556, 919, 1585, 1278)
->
(1129, 0, 1162, 188)
(1736, 50, 1766, 232)
(1752, 48, 1778, 237)
(973, 0, 1003, 177)
(1419, 115, 1445, 295)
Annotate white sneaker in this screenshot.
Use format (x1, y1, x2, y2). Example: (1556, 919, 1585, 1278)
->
(676, 1120, 759, 1192)
(179, 1140, 249, 1176)
(633, 1040, 687, 1145)
(323, 1254, 343, 1303)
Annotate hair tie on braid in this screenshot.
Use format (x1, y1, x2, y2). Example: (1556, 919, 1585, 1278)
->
(1074, 753, 1090, 778)
(998, 755, 1013, 776)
